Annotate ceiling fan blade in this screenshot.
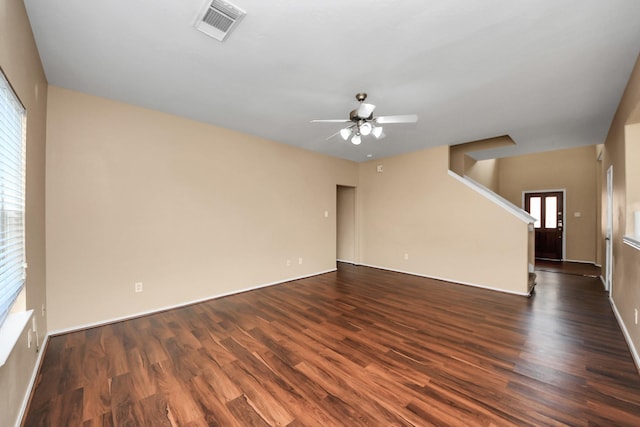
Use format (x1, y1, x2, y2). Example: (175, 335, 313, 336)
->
(310, 119, 351, 123)
(325, 130, 342, 140)
(374, 114, 418, 124)
(357, 103, 376, 118)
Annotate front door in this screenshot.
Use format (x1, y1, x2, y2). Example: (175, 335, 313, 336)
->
(525, 191, 564, 260)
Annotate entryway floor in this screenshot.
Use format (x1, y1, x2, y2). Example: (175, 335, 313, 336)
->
(535, 259, 601, 277)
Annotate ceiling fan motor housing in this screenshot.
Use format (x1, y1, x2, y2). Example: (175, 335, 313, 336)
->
(350, 109, 373, 121)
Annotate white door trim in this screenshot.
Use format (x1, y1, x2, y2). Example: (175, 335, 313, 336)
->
(605, 165, 613, 295)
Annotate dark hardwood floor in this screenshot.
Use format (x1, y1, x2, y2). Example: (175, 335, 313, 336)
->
(534, 259, 601, 277)
(23, 263, 640, 426)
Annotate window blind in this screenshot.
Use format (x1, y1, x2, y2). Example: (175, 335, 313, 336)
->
(0, 69, 26, 328)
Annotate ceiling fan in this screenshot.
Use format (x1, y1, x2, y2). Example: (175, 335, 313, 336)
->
(311, 93, 418, 145)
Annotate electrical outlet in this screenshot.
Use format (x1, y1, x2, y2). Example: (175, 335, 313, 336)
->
(286, 259, 291, 266)
(135, 282, 143, 293)
(404, 253, 409, 260)
(298, 257, 303, 265)
(41, 303, 46, 317)
(635, 308, 638, 325)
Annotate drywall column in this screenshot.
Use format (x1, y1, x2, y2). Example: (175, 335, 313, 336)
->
(359, 145, 529, 295)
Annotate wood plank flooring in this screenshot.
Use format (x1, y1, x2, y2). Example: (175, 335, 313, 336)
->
(23, 263, 640, 426)
(534, 259, 601, 277)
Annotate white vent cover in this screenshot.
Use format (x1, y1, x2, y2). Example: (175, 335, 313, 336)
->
(195, 0, 246, 42)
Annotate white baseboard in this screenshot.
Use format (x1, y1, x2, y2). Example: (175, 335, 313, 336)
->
(49, 268, 336, 336)
(609, 298, 640, 374)
(359, 263, 530, 297)
(15, 333, 49, 427)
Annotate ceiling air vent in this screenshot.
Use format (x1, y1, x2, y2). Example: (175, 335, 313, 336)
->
(195, 0, 246, 42)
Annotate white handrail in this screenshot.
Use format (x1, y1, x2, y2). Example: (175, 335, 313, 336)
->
(447, 170, 536, 224)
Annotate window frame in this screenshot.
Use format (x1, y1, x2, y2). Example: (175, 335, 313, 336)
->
(0, 66, 27, 330)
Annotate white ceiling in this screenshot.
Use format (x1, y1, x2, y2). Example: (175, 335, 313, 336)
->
(24, 0, 640, 162)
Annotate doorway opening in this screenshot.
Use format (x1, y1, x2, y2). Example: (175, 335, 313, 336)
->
(336, 185, 356, 264)
(524, 190, 565, 260)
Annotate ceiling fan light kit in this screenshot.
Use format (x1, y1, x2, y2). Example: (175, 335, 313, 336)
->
(359, 122, 372, 136)
(311, 93, 418, 145)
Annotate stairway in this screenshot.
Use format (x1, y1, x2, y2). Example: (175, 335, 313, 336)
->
(528, 272, 537, 296)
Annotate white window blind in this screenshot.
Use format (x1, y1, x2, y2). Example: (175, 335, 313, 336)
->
(0, 69, 26, 328)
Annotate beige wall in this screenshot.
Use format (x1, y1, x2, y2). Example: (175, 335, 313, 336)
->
(45, 87, 535, 329)
(602, 54, 640, 364)
(498, 146, 598, 263)
(449, 135, 514, 177)
(358, 146, 530, 294)
(46, 86, 357, 331)
(466, 158, 500, 192)
(337, 186, 356, 263)
(0, 0, 48, 425)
